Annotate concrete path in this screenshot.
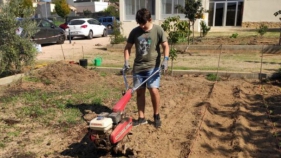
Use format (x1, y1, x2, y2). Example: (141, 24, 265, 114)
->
(37, 36, 111, 61)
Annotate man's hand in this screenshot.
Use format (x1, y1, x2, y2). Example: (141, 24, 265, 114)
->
(161, 56, 169, 71)
(123, 60, 130, 70)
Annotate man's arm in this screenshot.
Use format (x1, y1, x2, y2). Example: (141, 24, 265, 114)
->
(123, 43, 133, 69)
(161, 41, 169, 58)
(124, 43, 133, 61)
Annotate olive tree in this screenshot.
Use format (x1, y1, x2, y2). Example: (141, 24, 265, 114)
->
(9, 0, 33, 17)
(0, 0, 38, 76)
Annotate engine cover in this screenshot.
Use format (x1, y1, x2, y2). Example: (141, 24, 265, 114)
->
(89, 116, 113, 132)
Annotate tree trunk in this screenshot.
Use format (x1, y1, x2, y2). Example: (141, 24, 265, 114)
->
(171, 59, 174, 76)
(279, 26, 281, 45)
(188, 21, 191, 45)
(192, 21, 195, 44)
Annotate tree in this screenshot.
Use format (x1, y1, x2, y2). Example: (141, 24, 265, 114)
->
(161, 16, 190, 75)
(54, 0, 70, 19)
(0, 0, 38, 76)
(22, 0, 33, 8)
(83, 9, 92, 17)
(9, 0, 33, 17)
(176, 0, 204, 44)
(109, 0, 119, 7)
(104, 5, 119, 17)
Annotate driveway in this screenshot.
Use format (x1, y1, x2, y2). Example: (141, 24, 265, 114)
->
(36, 36, 111, 61)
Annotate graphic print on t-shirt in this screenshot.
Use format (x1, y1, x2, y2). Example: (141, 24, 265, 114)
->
(137, 36, 151, 56)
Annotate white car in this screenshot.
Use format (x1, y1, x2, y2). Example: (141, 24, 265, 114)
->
(65, 18, 108, 40)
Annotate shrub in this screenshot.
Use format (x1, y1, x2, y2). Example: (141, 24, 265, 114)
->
(230, 33, 238, 38)
(206, 73, 220, 81)
(109, 20, 126, 44)
(200, 21, 211, 37)
(257, 23, 268, 36)
(161, 16, 191, 44)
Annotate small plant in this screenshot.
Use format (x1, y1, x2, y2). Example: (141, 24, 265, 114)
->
(169, 47, 178, 75)
(200, 21, 211, 37)
(230, 33, 238, 38)
(0, 142, 5, 148)
(257, 23, 268, 36)
(110, 20, 126, 44)
(206, 73, 219, 81)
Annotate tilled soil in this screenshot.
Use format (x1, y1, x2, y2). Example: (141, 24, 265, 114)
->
(1, 61, 281, 158)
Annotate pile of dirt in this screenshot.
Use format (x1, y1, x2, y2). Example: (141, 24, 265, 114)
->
(36, 61, 98, 86)
(3, 61, 100, 93)
(14, 61, 101, 92)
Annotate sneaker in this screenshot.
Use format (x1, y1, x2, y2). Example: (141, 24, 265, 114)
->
(154, 114, 161, 128)
(133, 118, 148, 127)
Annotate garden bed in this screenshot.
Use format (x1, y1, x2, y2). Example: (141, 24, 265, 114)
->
(0, 61, 281, 157)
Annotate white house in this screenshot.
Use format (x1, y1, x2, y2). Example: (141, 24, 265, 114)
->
(67, 0, 109, 13)
(119, 0, 281, 36)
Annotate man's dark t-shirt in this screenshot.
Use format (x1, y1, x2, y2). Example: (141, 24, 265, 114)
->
(127, 24, 167, 73)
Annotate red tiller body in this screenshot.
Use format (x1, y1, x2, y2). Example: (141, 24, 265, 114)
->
(110, 117, 133, 144)
(112, 89, 132, 113)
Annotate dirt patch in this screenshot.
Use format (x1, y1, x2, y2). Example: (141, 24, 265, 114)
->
(1, 61, 281, 157)
(192, 36, 280, 45)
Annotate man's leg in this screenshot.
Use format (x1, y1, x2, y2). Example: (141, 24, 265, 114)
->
(133, 73, 148, 126)
(146, 68, 161, 128)
(136, 88, 146, 118)
(148, 88, 160, 115)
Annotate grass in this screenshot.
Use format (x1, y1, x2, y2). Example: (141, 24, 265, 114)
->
(206, 73, 220, 81)
(1, 74, 122, 128)
(0, 70, 126, 157)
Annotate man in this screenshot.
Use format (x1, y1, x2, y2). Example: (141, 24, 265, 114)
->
(123, 8, 169, 128)
(59, 22, 68, 30)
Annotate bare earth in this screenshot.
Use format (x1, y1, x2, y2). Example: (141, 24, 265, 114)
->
(0, 36, 281, 158)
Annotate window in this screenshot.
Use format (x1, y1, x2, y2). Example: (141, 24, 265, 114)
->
(106, 18, 112, 22)
(69, 20, 85, 25)
(93, 19, 100, 25)
(74, 0, 100, 3)
(124, 0, 155, 20)
(209, 0, 243, 26)
(161, 0, 185, 19)
(39, 20, 51, 28)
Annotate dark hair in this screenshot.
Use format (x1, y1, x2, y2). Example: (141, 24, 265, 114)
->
(136, 8, 151, 25)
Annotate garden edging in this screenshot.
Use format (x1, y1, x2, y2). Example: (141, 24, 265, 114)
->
(107, 44, 281, 53)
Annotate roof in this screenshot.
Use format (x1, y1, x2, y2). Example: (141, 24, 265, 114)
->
(70, 18, 97, 21)
(69, 5, 77, 11)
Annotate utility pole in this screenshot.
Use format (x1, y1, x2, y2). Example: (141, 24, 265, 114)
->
(45, 2, 47, 18)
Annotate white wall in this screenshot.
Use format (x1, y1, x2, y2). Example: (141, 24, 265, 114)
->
(94, 2, 108, 12)
(243, 0, 281, 22)
(67, 0, 108, 12)
(119, 0, 281, 37)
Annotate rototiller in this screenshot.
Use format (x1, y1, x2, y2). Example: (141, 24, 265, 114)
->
(88, 68, 161, 154)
